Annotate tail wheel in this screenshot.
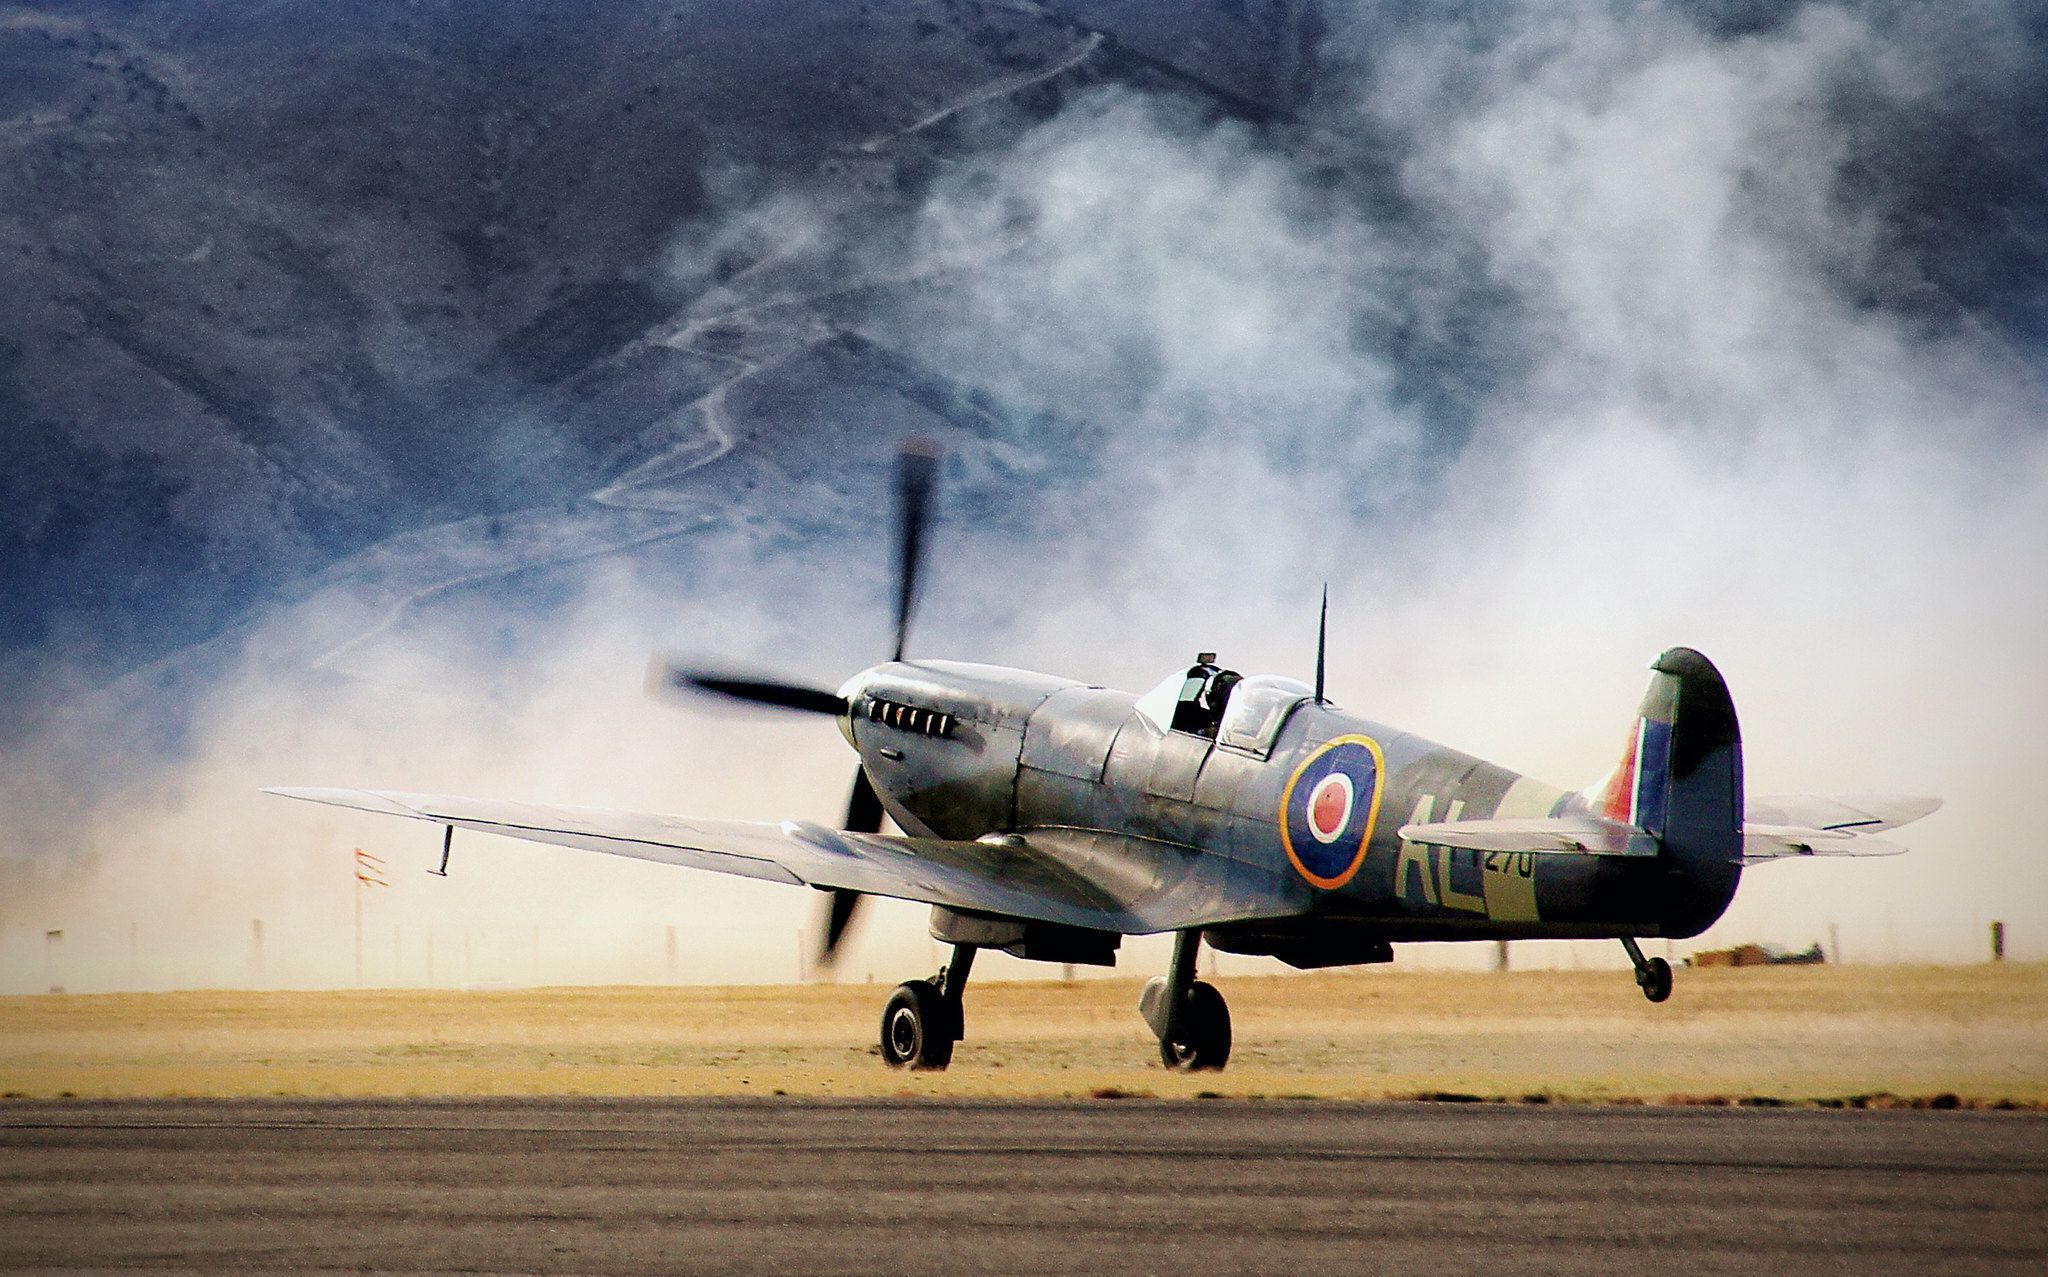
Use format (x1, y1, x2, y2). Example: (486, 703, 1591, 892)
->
(880, 979, 955, 1070)
(1158, 981, 1232, 1071)
(1637, 956, 1673, 1003)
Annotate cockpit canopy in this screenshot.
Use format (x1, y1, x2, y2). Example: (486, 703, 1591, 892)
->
(1134, 657, 1312, 757)
(1215, 675, 1314, 753)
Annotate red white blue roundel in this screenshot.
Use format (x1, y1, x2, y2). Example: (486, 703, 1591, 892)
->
(1279, 735, 1385, 889)
(1305, 772, 1355, 843)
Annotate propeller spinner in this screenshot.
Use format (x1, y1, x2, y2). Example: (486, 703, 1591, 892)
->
(652, 438, 943, 971)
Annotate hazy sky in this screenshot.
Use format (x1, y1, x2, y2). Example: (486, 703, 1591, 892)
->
(4, 0, 2044, 993)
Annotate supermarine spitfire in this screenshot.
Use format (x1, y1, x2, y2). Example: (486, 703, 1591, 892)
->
(270, 441, 1939, 1071)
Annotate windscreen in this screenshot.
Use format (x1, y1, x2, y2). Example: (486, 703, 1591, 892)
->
(1215, 676, 1311, 755)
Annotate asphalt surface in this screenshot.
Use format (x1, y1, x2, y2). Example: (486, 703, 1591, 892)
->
(3, 1098, 2044, 1275)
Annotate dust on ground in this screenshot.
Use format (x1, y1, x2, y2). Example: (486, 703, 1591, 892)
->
(2, 964, 2041, 1103)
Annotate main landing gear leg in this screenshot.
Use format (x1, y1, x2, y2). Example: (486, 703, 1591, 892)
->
(880, 943, 976, 1071)
(1141, 929, 1231, 1070)
(1622, 936, 1673, 1003)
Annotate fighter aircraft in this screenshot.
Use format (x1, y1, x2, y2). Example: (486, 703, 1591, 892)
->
(269, 441, 1939, 1070)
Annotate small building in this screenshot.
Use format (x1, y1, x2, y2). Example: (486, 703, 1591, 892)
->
(1686, 942, 1825, 968)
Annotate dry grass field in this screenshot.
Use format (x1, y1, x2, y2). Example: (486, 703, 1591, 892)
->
(2, 964, 2042, 1104)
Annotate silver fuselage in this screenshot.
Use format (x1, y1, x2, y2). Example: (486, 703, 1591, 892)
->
(843, 661, 1740, 949)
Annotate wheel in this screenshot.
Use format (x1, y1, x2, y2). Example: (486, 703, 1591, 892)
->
(1157, 981, 1232, 1071)
(880, 980, 955, 1070)
(1637, 956, 1673, 1003)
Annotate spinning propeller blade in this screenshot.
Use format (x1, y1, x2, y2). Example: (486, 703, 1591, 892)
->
(655, 438, 946, 975)
(815, 439, 941, 971)
(814, 768, 885, 970)
(843, 765, 885, 833)
(652, 666, 848, 716)
(893, 437, 941, 663)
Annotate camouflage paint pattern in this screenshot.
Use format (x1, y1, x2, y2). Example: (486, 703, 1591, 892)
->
(848, 648, 1745, 948)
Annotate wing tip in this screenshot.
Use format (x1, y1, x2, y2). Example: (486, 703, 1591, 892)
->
(261, 786, 425, 818)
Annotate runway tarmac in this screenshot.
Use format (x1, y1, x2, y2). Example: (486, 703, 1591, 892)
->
(3, 1098, 2044, 1275)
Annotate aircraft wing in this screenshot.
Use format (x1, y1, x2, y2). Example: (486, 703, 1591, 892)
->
(265, 787, 1309, 935)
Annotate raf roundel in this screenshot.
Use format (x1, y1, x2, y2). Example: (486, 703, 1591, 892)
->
(1306, 772, 1354, 844)
(1279, 735, 1386, 889)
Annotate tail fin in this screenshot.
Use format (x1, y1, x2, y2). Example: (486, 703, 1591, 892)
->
(1584, 648, 1745, 936)
(1585, 682, 1679, 833)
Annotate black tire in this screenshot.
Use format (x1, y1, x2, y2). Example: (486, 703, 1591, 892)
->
(1638, 956, 1673, 1003)
(880, 980, 954, 1070)
(1157, 981, 1232, 1071)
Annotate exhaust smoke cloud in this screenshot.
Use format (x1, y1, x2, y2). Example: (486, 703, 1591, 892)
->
(3, 0, 2042, 992)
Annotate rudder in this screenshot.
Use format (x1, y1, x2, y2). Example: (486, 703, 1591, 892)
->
(1585, 648, 1744, 937)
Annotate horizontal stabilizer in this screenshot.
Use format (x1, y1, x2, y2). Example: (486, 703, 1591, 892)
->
(1739, 794, 1935, 863)
(1740, 823, 1909, 862)
(1744, 794, 1941, 834)
(1397, 815, 1658, 857)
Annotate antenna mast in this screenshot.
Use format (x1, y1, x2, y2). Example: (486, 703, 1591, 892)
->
(1314, 584, 1328, 703)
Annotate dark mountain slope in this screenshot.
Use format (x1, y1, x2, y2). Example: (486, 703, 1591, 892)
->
(0, 0, 1320, 700)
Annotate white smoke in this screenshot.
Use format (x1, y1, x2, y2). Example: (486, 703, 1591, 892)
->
(5, 0, 2043, 993)
(879, 0, 2048, 965)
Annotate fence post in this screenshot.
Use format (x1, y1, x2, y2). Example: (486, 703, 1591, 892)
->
(44, 929, 63, 995)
